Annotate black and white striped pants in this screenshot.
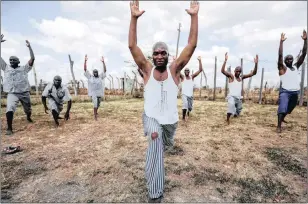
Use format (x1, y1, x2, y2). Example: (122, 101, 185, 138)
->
(142, 113, 178, 199)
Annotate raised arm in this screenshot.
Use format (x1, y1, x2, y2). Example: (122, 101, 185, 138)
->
(173, 1, 199, 74)
(137, 67, 144, 78)
(192, 56, 203, 79)
(100, 56, 107, 79)
(26, 40, 35, 66)
(221, 52, 233, 79)
(180, 73, 184, 82)
(101, 56, 107, 73)
(84, 54, 88, 72)
(295, 30, 307, 68)
(0, 34, 7, 71)
(242, 55, 258, 79)
(278, 33, 287, 73)
(128, 0, 151, 75)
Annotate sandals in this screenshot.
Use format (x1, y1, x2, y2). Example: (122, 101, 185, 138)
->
(2, 146, 22, 155)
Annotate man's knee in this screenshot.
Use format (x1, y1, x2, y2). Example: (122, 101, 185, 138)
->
(151, 132, 159, 140)
(6, 105, 17, 113)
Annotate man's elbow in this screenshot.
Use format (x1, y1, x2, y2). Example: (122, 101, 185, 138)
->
(128, 44, 136, 50)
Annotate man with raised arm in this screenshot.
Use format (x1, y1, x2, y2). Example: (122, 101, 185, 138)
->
(42, 76, 72, 127)
(137, 67, 144, 79)
(276, 30, 307, 133)
(181, 56, 203, 121)
(0, 34, 35, 135)
(221, 52, 258, 125)
(128, 0, 199, 202)
(84, 55, 107, 120)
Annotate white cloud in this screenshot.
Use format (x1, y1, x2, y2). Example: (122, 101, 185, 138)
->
(1, 1, 307, 89)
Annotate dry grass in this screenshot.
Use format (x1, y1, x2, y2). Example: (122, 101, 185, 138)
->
(1, 98, 307, 203)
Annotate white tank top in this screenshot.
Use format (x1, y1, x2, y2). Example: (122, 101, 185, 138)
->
(181, 76, 194, 97)
(228, 77, 242, 98)
(280, 66, 300, 91)
(144, 66, 179, 125)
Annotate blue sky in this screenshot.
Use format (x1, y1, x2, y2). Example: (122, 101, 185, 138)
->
(1, 1, 307, 89)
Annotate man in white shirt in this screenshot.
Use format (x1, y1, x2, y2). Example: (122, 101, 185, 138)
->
(84, 55, 107, 120)
(128, 0, 199, 202)
(0, 34, 35, 135)
(221, 52, 258, 125)
(180, 56, 203, 121)
(276, 30, 307, 133)
(42, 76, 72, 127)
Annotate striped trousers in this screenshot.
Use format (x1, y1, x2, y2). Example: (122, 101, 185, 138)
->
(142, 113, 178, 199)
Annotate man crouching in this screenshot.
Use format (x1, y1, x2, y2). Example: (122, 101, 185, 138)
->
(42, 76, 72, 127)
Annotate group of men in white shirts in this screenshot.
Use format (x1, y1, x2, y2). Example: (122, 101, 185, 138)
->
(1, 0, 307, 201)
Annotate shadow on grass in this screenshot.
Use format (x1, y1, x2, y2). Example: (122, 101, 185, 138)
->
(265, 147, 307, 178)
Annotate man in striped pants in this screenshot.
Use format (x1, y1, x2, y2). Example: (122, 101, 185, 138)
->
(128, 0, 199, 202)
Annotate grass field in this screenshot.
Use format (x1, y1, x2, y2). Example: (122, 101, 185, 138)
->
(1, 98, 307, 203)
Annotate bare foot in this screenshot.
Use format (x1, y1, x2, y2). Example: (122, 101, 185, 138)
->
(6, 129, 13, 136)
(27, 117, 33, 123)
(276, 127, 282, 133)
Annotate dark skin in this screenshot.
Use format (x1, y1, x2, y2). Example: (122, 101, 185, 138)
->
(84, 55, 107, 77)
(276, 30, 307, 133)
(1, 34, 35, 135)
(221, 52, 258, 125)
(128, 2, 198, 200)
(42, 79, 71, 127)
(137, 67, 144, 79)
(84, 55, 107, 120)
(181, 56, 203, 121)
(128, 0, 199, 88)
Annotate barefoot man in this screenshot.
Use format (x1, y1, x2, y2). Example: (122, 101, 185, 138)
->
(221, 52, 258, 124)
(276, 30, 307, 133)
(42, 76, 72, 127)
(84, 55, 107, 120)
(181, 56, 203, 121)
(0, 34, 35, 135)
(128, 0, 199, 202)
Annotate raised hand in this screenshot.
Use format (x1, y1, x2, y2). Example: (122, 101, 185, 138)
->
(254, 54, 259, 63)
(280, 33, 287, 42)
(301, 29, 307, 40)
(1, 34, 6, 43)
(185, 0, 199, 16)
(197, 56, 201, 61)
(25, 40, 30, 47)
(85, 54, 88, 62)
(225, 52, 228, 61)
(130, 0, 145, 18)
(101, 56, 104, 62)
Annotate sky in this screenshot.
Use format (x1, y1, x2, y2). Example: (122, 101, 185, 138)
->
(1, 1, 307, 89)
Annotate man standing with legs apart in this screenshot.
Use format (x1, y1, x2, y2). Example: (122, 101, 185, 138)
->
(0, 34, 35, 135)
(181, 56, 203, 121)
(221, 52, 258, 125)
(276, 30, 307, 133)
(128, 0, 199, 202)
(84, 55, 107, 120)
(42, 76, 72, 127)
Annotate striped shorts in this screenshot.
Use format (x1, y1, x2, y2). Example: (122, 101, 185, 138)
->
(142, 113, 178, 199)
